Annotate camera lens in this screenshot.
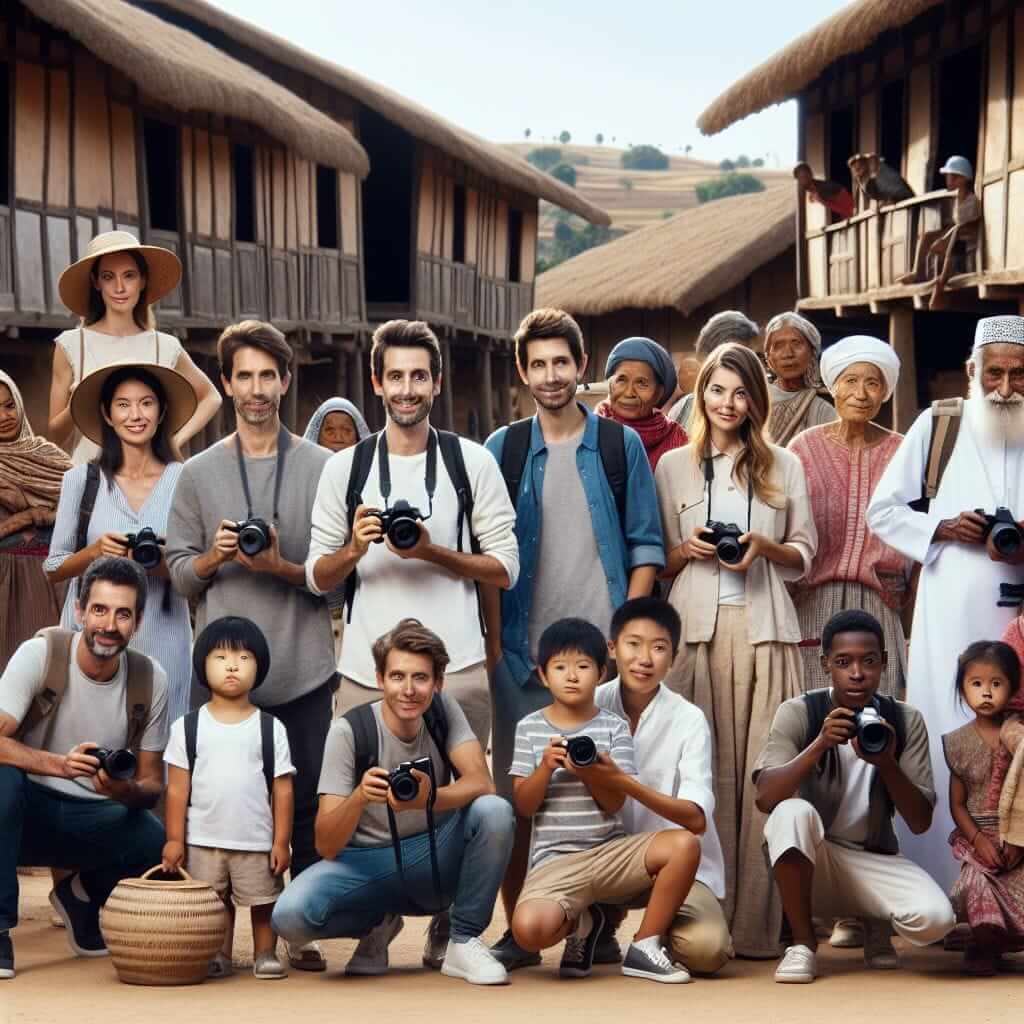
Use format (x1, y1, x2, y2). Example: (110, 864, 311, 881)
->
(131, 533, 162, 570)
(388, 517, 421, 551)
(238, 522, 270, 556)
(390, 771, 419, 802)
(856, 711, 889, 755)
(566, 735, 598, 767)
(992, 522, 1023, 556)
(104, 749, 138, 780)
(716, 537, 744, 564)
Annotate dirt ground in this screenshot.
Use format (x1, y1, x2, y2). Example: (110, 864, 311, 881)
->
(5, 874, 1023, 1024)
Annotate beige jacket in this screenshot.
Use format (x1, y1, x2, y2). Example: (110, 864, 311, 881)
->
(655, 443, 817, 645)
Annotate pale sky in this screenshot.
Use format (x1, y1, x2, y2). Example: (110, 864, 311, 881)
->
(208, 0, 852, 166)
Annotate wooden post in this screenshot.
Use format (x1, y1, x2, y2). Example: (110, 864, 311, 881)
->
(441, 337, 455, 431)
(335, 346, 347, 398)
(479, 340, 494, 438)
(497, 348, 513, 426)
(889, 308, 918, 433)
(350, 343, 365, 410)
(285, 360, 299, 432)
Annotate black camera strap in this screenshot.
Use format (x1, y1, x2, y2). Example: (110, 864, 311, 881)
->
(385, 776, 445, 915)
(234, 424, 290, 523)
(703, 454, 753, 531)
(376, 429, 437, 521)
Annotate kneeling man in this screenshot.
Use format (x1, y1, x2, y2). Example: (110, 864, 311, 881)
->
(272, 619, 514, 985)
(754, 609, 954, 984)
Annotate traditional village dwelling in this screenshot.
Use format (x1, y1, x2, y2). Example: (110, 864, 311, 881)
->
(535, 186, 797, 396)
(698, 0, 1024, 430)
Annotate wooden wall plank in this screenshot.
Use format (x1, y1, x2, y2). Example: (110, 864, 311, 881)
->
(905, 65, 931, 194)
(804, 113, 827, 232)
(14, 61, 45, 203)
(494, 200, 509, 279)
(181, 126, 193, 233)
(520, 208, 537, 283)
(339, 171, 358, 255)
(465, 188, 479, 267)
(73, 52, 112, 209)
(442, 178, 454, 261)
(983, 180, 1006, 270)
(46, 215, 70, 313)
(985, 28, 1009, 175)
(1012, 8, 1024, 163)
(417, 162, 435, 254)
(295, 157, 311, 248)
(110, 103, 138, 218)
(15, 209, 44, 312)
(285, 153, 298, 250)
(255, 147, 267, 243)
(1007, 169, 1024, 269)
(212, 134, 231, 240)
(194, 128, 213, 237)
(47, 69, 70, 208)
(272, 149, 285, 250)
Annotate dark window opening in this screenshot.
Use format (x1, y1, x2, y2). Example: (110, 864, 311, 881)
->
(143, 117, 179, 232)
(935, 45, 982, 189)
(827, 106, 856, 197)
(233, 143, 256, 243)
(879, 79, 905, 174)
(0, 64, 9, 204)
(361, 110, 413, 304)
(316, 165, 339, 250)
(452, 184, 466, 263)
(507, 208, 523, 283)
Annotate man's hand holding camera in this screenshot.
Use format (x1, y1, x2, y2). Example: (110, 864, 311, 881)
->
(349, 505, 385, 559)
(357, 765, 391, 804)
(386, 767, 433, 812)
(204, 518, 241, 568)
(814, 707, 898, 768)
(63, 741, 140, 803)
(236, 523, 284, 575)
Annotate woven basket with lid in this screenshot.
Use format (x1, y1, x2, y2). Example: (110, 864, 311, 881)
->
(100, 866, 229, 985)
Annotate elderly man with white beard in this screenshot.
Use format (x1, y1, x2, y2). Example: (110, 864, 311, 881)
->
(866, 315, 1024, 889)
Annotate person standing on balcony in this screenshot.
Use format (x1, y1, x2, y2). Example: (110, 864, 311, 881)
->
(848, 154, 914, 205)
(793, 163, 854, 222)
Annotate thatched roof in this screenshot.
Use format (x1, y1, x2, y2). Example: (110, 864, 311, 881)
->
(536, 185, 794, 316)
(698, 0, 942, 136)
(24, 0, 369, 176)
(143, 0, 610, 225)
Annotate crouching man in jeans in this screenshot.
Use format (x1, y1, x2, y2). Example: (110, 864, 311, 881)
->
(753, 610, 954, 984)
(272, 619, 514, 985)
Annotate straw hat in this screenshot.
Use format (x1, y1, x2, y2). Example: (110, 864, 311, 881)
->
(71, 362, 198, 445)
(58, 231, 182, 318)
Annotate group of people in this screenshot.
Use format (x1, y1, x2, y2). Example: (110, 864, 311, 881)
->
(1, 228, 1024, 989)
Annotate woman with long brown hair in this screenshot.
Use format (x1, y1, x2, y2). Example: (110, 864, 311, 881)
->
(655, 342, 817, 959)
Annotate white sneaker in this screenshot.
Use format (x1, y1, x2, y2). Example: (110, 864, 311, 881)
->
(775, 944, 817, 984)
(829, 918, 863, 948)
(345, 915, 404, 976)
(440, 937, 509, 986)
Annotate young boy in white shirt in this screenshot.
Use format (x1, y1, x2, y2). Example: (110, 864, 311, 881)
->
(162, 617, 295, 979)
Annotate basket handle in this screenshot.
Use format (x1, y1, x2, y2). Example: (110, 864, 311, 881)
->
(140, 864, 194, 881)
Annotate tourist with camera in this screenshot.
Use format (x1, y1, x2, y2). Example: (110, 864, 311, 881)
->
(271, 619, 514, 985)
(654, 342, 817, 959)
(44, 362, 197, 725)
(754, 610, 955, 984)
(867, 314, 1024, 891)
(0, 556, 168, 980)
(165, 320, 335, 971)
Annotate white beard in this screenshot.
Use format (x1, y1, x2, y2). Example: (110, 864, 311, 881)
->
(966, 377, 1024, 447)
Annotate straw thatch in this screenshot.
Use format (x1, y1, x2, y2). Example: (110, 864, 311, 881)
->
(23, 0, 369, 177)
(536, 185, 794, 316)
(697, 0, 942, 136)
(146, 0, 610, 226)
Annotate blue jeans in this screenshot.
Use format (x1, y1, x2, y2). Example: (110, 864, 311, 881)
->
(272, 795, 514, 944)
(0, 766, 165, 931)
(491, 662, 551, 801)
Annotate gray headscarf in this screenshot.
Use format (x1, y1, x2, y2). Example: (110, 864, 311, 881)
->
(303, 397, 370, 448)
(764, 311, 824, 389)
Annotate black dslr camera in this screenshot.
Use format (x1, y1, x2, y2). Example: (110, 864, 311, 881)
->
(229, 516, 272, 556)
(975, 507, 1024, 558)
(389, 755, 435, 802)
(853, 704, 890, 755)
(124, 527, 163, 570)
(84, 746, 137, 781)
(705, 520, 748, 565)
(563, 735, 599, 767)
(368, 501, 426, 551)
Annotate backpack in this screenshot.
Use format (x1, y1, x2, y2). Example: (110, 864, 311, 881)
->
(908, 397, 963, 514)
(73, 464, 102, 599)
(14, 627, 153, 753)
(182, 708, 277, 804)
(498, 416, 628, 529)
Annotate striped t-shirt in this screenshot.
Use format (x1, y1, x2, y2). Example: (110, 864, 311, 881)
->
(510, 708, 636, 869)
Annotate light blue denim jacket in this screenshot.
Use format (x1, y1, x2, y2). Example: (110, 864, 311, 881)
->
(484, 405, 665, 685)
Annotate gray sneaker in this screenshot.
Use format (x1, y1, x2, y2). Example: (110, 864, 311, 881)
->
(490, 929, 542, 970)
(621, 941, 691, 984)
(346, 915, 404, 976)
(253, 952, 288, 979)
(559, 905, 605, 978)
(422, 912, 450, 970)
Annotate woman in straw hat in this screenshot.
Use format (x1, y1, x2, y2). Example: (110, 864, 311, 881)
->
(0, 370, 72, 671)
(49, 230, 221, 465)
(44, 363, 198, 724)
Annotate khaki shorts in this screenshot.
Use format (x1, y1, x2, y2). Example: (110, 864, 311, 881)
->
(518, 832, 657, 919)
(187, 845, 283, 907)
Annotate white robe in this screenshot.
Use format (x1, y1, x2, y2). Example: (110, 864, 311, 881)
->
(866, 402, 1024, 889)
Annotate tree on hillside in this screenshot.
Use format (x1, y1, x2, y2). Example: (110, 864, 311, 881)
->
(736, 155, 751, 168)
(537, 216, 621, 273)
(595, 133, 604, 145)
(621, 144, 669, 171)
(695, 173, 765, 204)
(685, 144, 693, 157)
(524, 128, 531, 139)
(559, 130, 571, 144)
(719, 158, 735, 171)
(551, 163, 577, 187)
(753, 157, 764, 167)
(527, 147, 562, 171)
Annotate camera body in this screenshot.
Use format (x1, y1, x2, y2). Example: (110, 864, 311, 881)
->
(229, 516, 272, 557)
(564, 735, 598, 767)
(368, 500, 426, 551)
(853, 705, 889, 755)
(124, 527, 163, 570)
(705, 520, 748, 565)
(389, 755, 435, 802)
(975, 506, 1024, 557)
(85, 746, 137, 781)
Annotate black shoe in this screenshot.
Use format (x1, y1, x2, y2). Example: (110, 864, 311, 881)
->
(559, 904, 605, 978)
(592, 908, 622, 964)
(0, 931, 13, 979)
(49, 876, 107, 958)
(489, 929, 542, 970)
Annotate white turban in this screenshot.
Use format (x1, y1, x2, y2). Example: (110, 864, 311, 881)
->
(820, 336, 901, 401)
(973, 315, 1024, 354)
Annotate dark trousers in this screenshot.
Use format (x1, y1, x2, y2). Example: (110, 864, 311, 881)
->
(271, 677, 335, 877)
(0, 766, 165, 931)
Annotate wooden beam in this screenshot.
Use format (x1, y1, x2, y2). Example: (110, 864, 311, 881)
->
(889, 308, 917, 433)
(497, 349, 513, 427)
(978, 283, 1022, 300)
(478, 340, 494, 438)
(284, 358, 298, 431)
(440, 337, 454, 431)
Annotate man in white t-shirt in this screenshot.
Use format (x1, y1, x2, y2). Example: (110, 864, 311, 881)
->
(0, 557, 168, 980)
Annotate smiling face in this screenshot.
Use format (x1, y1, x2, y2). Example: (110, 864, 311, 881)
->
(205, 644, 259, 699)
(92, 252, 146, 315)
(519, 337, 587, 412)
(75, 580, 139, 661)
(0, 383, 20, 441)
(102, 378, 163, 449)
(702, 366, 750, 438)
(832, 361, 887, 424)
(223, 345, 288, 426)
(377, 649, 441, 725)
(821, 631, 887, 710)
(607, 359, 663, 420)
(610, 618, 674, 698)
(765, 326, 813, 386)
(538, 647, 602, 709)
(319, 411, 359, 452)
(960, 659, 1014, 720)
(373, 346, 438, 428)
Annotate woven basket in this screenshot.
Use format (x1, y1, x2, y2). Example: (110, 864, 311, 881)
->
(100, 866, 229, 985)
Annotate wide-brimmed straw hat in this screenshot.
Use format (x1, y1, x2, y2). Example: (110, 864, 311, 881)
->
(58, 231, 182, 318)
(71, 362, 197, 445)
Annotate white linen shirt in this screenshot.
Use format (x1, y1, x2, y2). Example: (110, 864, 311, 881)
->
(596, 679, 726, 898)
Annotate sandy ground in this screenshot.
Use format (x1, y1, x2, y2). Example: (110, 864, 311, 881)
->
(5, 873, 1024, 1024)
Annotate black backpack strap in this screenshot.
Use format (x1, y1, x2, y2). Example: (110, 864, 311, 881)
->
(596, 416, 628, 530)
(260, 711, 275, 799)
(343, 702, 381, 784)
(183, 708, 200, 808)
(498, 419, 533, 509)
(343, 435, 379, 623)
(74, 463, 101, 599)
(801, 689, 832, 751)
(423, 696, 458, 783)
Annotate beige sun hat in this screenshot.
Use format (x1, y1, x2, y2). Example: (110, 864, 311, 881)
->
(71, 362, 197, 445)
(58, 231, 182, 318)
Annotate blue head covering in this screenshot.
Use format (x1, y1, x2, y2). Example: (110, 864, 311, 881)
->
(303, 397, 370, 447)
(604, 337, 676, 399)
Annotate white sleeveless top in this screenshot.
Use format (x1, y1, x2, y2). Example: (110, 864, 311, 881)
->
(54, 327, 184, 466)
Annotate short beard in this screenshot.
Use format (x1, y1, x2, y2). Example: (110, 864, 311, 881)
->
(233, 394, 279, 426)
(386, 396, 432, 427)
(531, 382, 578, 412)
(84, 629, 127, 661)
(967, 376, 1024, 446)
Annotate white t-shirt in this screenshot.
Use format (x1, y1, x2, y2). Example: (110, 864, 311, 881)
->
(707, 450, 749, 606)
(305, 434, 519, 687)
(164, 706, 295, 851)
(0, 634, 169, 800)
(829, 740, 874, 844)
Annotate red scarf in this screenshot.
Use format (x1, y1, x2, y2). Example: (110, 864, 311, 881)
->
(597, 401, 687, 471)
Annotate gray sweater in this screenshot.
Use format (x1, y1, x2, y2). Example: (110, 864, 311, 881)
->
(166, 435, 335, 708)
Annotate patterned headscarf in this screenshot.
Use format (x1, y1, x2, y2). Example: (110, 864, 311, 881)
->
(973, 315, 1024, 355)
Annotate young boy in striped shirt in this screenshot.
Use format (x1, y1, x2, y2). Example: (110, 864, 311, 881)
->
(508, 618, 700, 983)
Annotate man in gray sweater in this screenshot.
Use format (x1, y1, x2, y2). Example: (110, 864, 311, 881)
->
(165, 320, 334, 971)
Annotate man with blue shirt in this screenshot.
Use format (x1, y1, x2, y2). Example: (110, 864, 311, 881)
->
(483, 307, 665, 967)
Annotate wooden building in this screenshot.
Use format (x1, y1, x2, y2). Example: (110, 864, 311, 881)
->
(698, 0, 1024, 430)
(536, 186, 797, 391)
